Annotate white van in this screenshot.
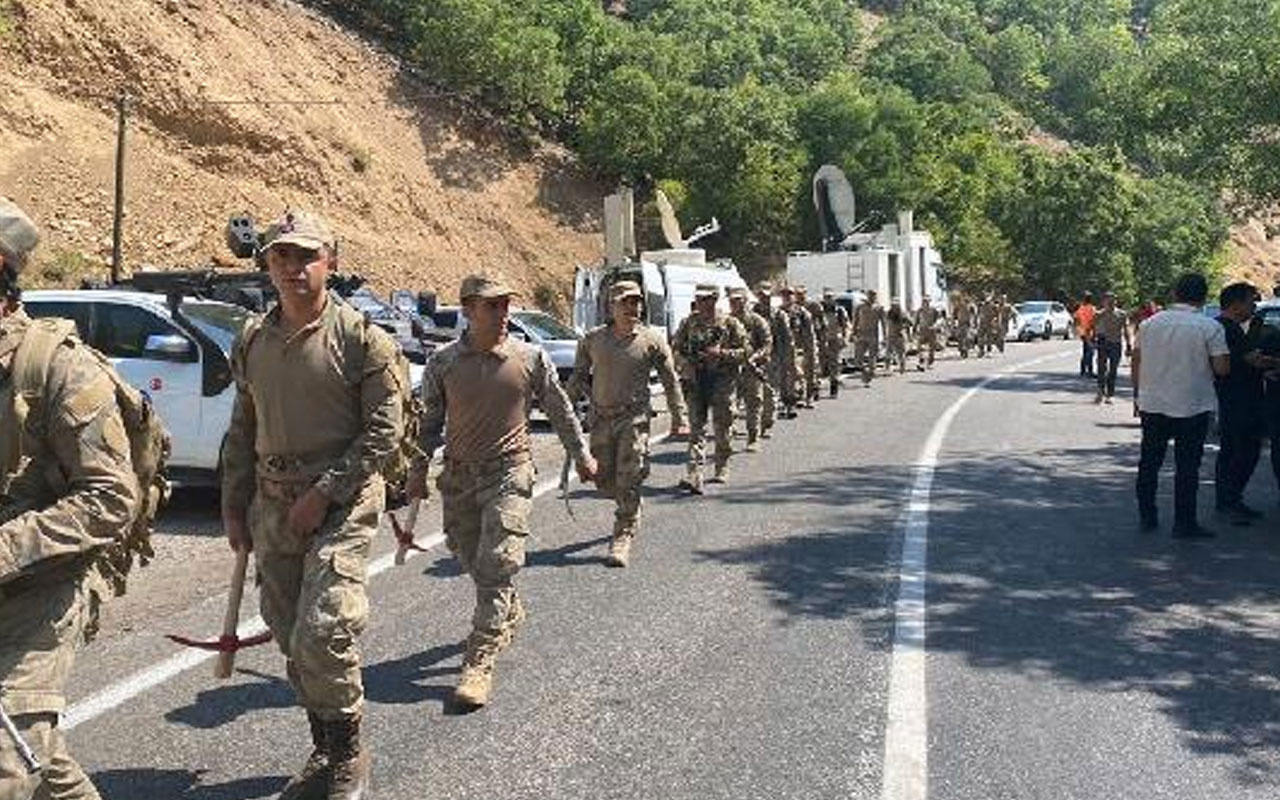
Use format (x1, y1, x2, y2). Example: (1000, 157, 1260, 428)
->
(573, 249, 749, 338)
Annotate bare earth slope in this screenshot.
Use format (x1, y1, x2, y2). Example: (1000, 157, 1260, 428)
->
(0, 0, 603, 302)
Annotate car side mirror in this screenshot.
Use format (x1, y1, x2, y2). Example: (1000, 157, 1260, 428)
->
(509, 329, 529, 342)
(144, 333, 194, 358)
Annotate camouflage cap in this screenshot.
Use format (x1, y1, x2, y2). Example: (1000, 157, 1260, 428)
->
(693, 284, 719, 299)
(778, 285, 795, 295)
(822, 288, 835, 299)
(610, 280, 643, 301)
(756, 282, 773, 294)
(460, 274, 518, 302)
(0, 198, 40, 269)
(263, 210, 336, 252)
(728, 287, 750, 300)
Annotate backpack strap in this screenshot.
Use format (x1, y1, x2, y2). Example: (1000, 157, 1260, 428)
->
(11, 318, 77, 437)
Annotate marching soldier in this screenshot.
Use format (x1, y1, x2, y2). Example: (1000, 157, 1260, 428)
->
(410, 275, 595, 707)
(803, 288, 828, 403)
(953, 293, 975, 358)
(819, 290, 850, 397)
(996, 294, 1014, 354)
(791, 288, 819, 407)
(752, 285, 782, 435)
(915, 295, 942, 370)
(851, 290, 885, 385)
(774, 287, 803, 419)
(673, 285, 748, 491)
(730, 287, 771, 452)
(885, 298, 912, 375)
(222, 210, 405, 798)
(566, 281, 686, 568)
(977, 296, 998, 358)
(0, 200, 143, 800)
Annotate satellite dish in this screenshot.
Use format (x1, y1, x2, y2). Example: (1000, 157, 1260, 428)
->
(654, 189, 685, 249)
(813, 165, 857, 250)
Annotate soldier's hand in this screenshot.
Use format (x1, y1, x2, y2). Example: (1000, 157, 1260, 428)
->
(223, 508, 252, 553)
(705, 345, 722, 360)
(288, 488, 331, 538)
(673, 423, 690, 437)
(576, 455, 599, 484)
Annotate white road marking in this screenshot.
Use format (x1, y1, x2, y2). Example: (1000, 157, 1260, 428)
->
(64, 431, 672, 731)
(881, 350, 1071, 800)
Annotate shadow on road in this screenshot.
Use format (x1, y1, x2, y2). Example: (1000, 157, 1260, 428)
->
(164, 668, 294, 729)
(696, 438, 1280, 786)
(92, 769, 286, 800)
(364, 641, 465, 709)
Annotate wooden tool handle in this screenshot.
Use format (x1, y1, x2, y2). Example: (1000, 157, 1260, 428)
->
(214, 550, 250, 680)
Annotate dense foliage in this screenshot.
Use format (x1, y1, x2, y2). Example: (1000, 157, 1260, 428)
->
(323, 0, 1272, 303)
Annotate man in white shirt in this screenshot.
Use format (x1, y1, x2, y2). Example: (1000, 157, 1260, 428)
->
(1132, 273, 1230, 538)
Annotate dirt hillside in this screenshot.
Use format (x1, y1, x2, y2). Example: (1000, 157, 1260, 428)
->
(0, 0, 604, 308)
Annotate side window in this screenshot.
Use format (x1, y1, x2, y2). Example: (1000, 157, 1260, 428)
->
(22, 301, 92, 341)
(646, 290, 667, 327)
(93, 303, 195, 363)
(1052, 303, 1065, 314)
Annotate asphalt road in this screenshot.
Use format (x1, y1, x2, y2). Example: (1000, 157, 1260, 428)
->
(61, 340, 1280, 799)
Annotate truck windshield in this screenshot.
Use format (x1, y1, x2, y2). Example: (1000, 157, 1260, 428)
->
(181, 301, 251, 355)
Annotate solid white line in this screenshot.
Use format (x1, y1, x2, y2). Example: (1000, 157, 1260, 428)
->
(880, 350, 1070, 800)
(64, 430, 673, 731)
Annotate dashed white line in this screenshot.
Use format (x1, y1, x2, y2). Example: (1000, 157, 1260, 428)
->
(880, 350, 1071, 800)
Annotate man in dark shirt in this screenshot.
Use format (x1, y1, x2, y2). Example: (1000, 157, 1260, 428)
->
(1213, 283, 1273, 524)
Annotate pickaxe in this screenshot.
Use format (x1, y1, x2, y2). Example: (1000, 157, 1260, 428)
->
(390, 498, 426, 565)
(166, 550, 271, 678)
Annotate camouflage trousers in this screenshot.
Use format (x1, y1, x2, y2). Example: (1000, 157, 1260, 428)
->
(439, 457, 534, 649)
(251, 475, 381, 721)
(853, 336, 880, 383)
(917, 329, 938, 367)
(955, 324, 972, 357)
(684, 375, 735, 473)
(735, 368, 766, 442)
(820, 338, 843, 389)
(887, 333, 907, 373)
(0, 572, 100, 800)
(589, 412, 650, 537)
(771, 350, 800, 409)
(801, 344, 819, 400)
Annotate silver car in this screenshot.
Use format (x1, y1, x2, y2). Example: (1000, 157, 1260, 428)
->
(1013, 301, 1073, 341)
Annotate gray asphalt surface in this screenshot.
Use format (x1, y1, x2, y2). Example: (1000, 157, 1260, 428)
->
(62, 340, 1280, 799)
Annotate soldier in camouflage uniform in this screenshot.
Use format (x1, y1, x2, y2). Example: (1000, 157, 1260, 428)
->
(673, 285, 748, 492)
(566, 281, 685, 568)
(410, 275, 594, 707)
(995, 294, 1014, 354)
(222, 211, 405, 799)
(952, 293, 975, 358)
(977, 296, 998, 358)
(774, 287, 803, 418)
(751, 285, 781, 436)
(914, 295, 942, 370)
(851, 290, 885, 385)
(0, 199, 142, 800)
(792, 288, 819, 407)
(819, 289, 850, 397)
(885, 298, 913, 374)
(729, 287, 771, 452)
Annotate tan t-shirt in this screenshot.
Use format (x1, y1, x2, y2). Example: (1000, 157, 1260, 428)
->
(566, 325, 686, 424)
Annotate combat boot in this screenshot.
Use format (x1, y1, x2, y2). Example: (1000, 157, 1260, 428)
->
(679, 469, 704, 495)
(745, 437, 759, 453)
(279, 712, 329, 800)
(455, 634, 499, 707)
(606, 534, 633, 568)
(322, 713, 370, 800)
(709, 462, 729, 484)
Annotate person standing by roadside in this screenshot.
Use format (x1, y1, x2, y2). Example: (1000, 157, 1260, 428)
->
(410, 275, 596, 708)
(1132, 273, 1230, 538)
(1093, 293, 1130, 404)
(567, 281, 686, 567)
(1074, 292, 1097, 377)
(1212, 283, 1275, 525)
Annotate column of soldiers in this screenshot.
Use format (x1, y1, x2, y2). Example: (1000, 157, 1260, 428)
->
(2, 196, 1036, 799)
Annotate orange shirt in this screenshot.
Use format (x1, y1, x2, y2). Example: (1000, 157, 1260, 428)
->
(1074, 303, 1097, 337)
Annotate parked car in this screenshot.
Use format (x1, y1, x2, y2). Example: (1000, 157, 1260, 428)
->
(428, 304, 581, 389)
(22, 289, 251, 485)
(1013, 301, 1073, 341)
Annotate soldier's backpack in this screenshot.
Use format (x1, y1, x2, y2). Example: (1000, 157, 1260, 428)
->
(9, 318, 171, 601)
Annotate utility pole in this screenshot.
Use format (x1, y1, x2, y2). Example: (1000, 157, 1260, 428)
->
(111, 91, 128, 285)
